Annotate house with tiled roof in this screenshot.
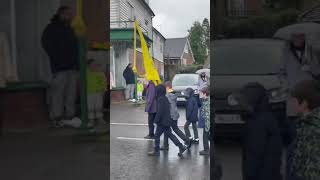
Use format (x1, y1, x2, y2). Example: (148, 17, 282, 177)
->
(300, 2, 320, 23)
(163, 37, 195, 80)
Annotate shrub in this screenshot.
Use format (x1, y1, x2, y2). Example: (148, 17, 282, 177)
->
(223, 9, 299, 38)
(178, 64, 203, 74)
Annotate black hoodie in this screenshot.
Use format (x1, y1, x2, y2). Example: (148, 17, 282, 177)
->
(41, 16, 79, 74)
(239, 83, 282, 180)
(123, 65, 135, 84)
(153, 84, 171, 127)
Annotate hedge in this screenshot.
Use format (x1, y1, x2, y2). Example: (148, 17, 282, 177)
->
(222, 9, 299, 38)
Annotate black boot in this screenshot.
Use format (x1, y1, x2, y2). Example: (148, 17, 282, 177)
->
(199, 150, 210, 156)
(192, 139, 200, 144)
(178, 145, 187, 157)
(144, 135, 155, 139)
(184, 139, 192, 149)
(148, 151, 160, 156)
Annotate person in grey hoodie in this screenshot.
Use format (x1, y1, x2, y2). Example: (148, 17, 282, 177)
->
(160, 81, 191, 150)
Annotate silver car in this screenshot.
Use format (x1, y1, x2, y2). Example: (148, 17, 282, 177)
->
(213, 39, 288, 137)
(172, 73, 199, 104)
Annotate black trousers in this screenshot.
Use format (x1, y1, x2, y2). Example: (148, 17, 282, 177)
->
(203, 129, 210, 151)
(163, 120, 188, 147)
(155, 124, 183, 152)
(286, 116, 298, 180)
(184, 121, 199, 139)
(148, 113, 156, 136)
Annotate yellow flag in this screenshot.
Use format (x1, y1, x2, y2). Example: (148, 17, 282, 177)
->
(71, 0, 86, 37)
(134, 21, 161, 85)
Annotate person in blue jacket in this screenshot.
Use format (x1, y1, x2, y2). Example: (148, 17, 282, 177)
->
(184, 88, 199, 144)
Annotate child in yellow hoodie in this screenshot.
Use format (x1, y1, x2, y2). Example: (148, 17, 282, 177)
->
(87, 59, 107, 127)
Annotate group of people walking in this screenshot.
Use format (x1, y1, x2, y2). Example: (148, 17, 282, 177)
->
(142, 74, 210, 157)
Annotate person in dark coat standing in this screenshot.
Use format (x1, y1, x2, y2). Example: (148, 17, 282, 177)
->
(122, 63, 135, 100)
(184, 88, 199, 144)
(148, 84, 187, 156)
(231, 82, 283, 180)
(144, 80, 157, 139)
(41, 6, 79, 127)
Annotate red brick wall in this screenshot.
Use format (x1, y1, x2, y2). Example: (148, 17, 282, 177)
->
(244, 0, 265, 15)
(136, 51, 146, 76)
(153, 58, 163, 76)
(129, 50, 163, 77)
(128, 49, 146, 76)
(0, 90, 49, 130)
(182, 51, 194, 65)
(111, 89, 125, 102)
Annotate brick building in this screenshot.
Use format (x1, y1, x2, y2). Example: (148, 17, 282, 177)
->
(164, 37, 195, 80)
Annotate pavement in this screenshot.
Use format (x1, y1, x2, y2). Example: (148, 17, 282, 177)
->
(110, 102, 210, 180)
(0, 127, 109, 180)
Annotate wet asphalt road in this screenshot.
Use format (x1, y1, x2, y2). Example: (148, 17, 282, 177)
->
(110, 102, 243, 180)
(0, 129, 108, 180)
(110, 103, 210, 180)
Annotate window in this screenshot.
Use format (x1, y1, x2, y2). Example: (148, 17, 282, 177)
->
(127, 2, 134, 21)
(228, 0, 245, 16)
(145, 19, 149, 26)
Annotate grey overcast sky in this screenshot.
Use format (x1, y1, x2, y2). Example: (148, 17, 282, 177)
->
(149, 0, 210, 39)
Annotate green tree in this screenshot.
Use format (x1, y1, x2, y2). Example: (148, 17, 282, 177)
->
(202, 18, 210, 54)
(265, 0, 304, 10)
(188, 19, 209, 65)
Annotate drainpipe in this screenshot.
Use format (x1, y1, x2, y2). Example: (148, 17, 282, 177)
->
(151, 16, 154, 63)
(10, 0, 17, 73)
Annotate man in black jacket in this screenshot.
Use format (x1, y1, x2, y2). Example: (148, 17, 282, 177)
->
(122, 63, 135, 100)
(41, 6, 79, 127)
(148, 84, 187, 157)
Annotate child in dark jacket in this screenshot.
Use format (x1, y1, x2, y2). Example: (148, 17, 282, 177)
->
(160, 81, 191, 150)
(148, 84, 187, 157)
(184, 88, 199, 144)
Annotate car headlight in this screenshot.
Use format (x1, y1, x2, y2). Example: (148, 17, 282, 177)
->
(181, 91, 185, 96)
(269, 88, 288, 103)
(194, 89, 199, 94)
(227, 94, 239, 106)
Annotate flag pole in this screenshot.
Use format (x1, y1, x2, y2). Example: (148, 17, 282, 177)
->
(133, 21, 137, 100)
(72, 0, 88, 129)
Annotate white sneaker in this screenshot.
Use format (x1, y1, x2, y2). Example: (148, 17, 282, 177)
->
(67, 117, 82, 128)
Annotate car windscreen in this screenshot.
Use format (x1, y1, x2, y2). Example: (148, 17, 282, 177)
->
(172, 74, 198, 86)
(213, 40, 285, 75)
